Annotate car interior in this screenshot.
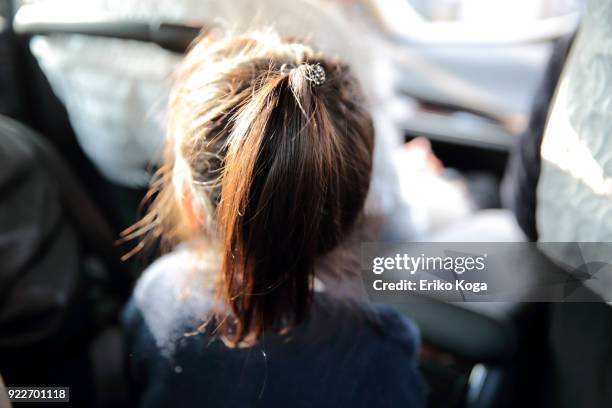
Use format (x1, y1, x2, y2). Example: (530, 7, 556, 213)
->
(0, 1, 585, 407)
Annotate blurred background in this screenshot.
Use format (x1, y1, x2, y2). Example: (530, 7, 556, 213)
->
(0, 1, 593, 407)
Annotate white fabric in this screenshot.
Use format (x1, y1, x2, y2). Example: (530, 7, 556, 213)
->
(537, 0, 612, 299)
(30, 0, 412, 224)
(424, 209, 526, 243)
(31, 35, 178, 186)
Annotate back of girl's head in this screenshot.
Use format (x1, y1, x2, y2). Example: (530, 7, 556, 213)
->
(129, 30, 374, 345)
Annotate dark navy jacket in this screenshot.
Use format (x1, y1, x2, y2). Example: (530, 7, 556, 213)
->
(122, 250, 425, 407)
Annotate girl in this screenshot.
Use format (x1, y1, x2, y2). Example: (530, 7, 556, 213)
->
(122, 30, 424, 407)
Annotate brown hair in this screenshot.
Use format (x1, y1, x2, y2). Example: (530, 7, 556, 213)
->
(123, 30, 374, 345)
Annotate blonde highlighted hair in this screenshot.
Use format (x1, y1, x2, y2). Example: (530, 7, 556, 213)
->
(123, 30, 375, 345)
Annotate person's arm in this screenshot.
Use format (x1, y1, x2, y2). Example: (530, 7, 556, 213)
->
(359, 345, 425, 407)
(357, 306, 426, 407)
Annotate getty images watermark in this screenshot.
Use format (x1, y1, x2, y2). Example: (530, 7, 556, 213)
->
(371, 252, 489, 293)
(360, 242, 612, 302)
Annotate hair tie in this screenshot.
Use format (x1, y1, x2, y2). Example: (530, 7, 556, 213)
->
(303, 63, 326, 87)
(280, 63, 326, 87)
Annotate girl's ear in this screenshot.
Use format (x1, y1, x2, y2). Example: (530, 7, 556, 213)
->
(180, 182, 204, 231)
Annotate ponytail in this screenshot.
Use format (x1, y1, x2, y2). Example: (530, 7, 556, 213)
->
(216, 62, 373, 344)
(126, 32, 374, 346)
